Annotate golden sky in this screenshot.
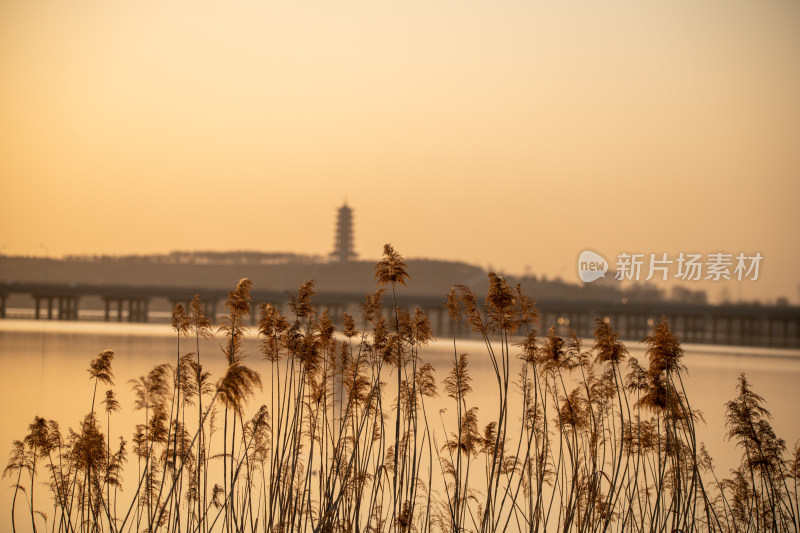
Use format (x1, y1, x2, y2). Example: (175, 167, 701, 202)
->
(1, 1, 798, 302)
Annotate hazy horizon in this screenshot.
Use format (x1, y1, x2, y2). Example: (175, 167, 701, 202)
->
(2, 1, 799, 304)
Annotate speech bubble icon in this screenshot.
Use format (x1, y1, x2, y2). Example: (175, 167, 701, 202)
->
(578, 250, 608, 283)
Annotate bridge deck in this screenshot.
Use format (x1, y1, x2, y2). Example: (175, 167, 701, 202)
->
(2, 281, 799, 348)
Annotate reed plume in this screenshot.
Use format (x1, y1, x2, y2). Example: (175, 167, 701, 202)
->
(375, 244, 409, 287)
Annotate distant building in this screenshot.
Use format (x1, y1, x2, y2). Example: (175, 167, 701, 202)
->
(330, 202, 357, 263)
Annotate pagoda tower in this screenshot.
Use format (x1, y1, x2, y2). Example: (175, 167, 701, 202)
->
(330, 202, 357, 262)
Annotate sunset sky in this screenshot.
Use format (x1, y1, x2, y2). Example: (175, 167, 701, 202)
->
(1, 1, 798, 303)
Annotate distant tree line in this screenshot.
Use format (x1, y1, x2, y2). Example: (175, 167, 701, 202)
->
(62, 251, 324, 266)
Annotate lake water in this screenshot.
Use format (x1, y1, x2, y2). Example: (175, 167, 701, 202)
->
(1, 319, 799, 531)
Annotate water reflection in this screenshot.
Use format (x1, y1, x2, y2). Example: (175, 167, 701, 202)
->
(1, 320, 799, 531)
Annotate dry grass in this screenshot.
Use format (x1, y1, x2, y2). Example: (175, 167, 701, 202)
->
(5, 245, 799, 532)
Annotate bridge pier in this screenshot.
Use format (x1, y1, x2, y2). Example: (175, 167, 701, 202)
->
(171, 297, 220, 324)
(716, 317, 729, 345)
(616, 313, 627, 338)
(580, 312, 591, 332)
(0, 293, 6, 318)
(740, 317, 752, 346)
(618, 313, 629, 339)
(103, 296, 150, 322)
(711, 316, 720, 344)
(635, 314, 650, 340)
(726, 317, 736, 345)
(778, 319, 788, 348)
(59, 296, 79, 320)
(767, 318, 798, 349)
(687, 315, 695, 339)
(767, 319, 774, 347)
(766, 318, 795, 348)
(103, 298, 122, 322)
(129, 298, 148, 322)
(250, 301, 259, 325)
(34, 297, 46, 319)
(33, 295, 80, 320)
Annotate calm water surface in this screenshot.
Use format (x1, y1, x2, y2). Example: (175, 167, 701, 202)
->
(1, 320, 799, 530)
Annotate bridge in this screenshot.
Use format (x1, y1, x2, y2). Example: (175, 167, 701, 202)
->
(1, 281, 799, 348)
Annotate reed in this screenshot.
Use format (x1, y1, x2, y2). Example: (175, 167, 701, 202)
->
(5, 246, 798, 532)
